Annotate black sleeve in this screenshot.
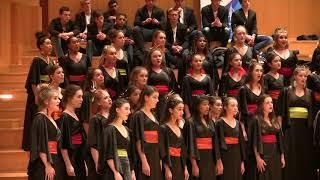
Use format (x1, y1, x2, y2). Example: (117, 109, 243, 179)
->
(187, 9, 198, 31)
(250, 118, 262, 155)
(59, 113, 72, 150)
(201, 7, 211, 28)
(25, 58, 40, 93)
(238, 86, 249, 124)
(263, 75, 269, 93)
(313, 111, 320, 147)
(277, 128, 285, 154)
(220, 7, 229, 28)
(207, 76, 214, 96)
(218, 74, 227, 98)
(215, 119, 227, 151)
(159, 125, 171, 167)
(251, 12, 258, 36)
(279, 87, 289, 131)
(129, 111, 145, 152)
(48, 19, 61, 37)
(134, 8, 144, 27)
(213, 124, 221, 160)
(238, 121, 246, 161)
(88, 116, 99, 149)
(182, 119, 199, 160)
(181, 76, 192, 107)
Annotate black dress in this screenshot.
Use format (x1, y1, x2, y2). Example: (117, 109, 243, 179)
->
(148, 69, 177, 122)
(59, 112, 87, 180)
(28, 113, 61, 180)
(78, 91, 94, 124)
(274, 50, 298, 87)
(183, 118, 220, 180)
(116, 51, 130, 86)
(99, 125, 133, 180)
(160, 124, 187, 180)
(23, 57, 54, 151)
(250, 116, 284, 180)
(87, 114, 108, 180)
(263, 73, 284, 116)
(219, 72, 246, 98)
(181, 74, 214, 113)
(59, 53, 91, 88)
(129, 110, 163, 180)
(99, 64, 124, 100)
(215, 119, 246, 180)
(279, 87, 316, 180)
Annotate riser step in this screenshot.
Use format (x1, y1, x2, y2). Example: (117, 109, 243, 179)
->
(0, 150, 28, 172)
(0, 101, 26, 109)
(0, 172, 27, 180)
(0, 128, 23, 150)
(0, 118, 23, 129)
(0, 108, 25, 119)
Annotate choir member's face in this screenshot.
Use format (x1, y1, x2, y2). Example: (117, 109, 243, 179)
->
(145, 92, 159, 109)
(95, 15, 104, 27)
(68, 37, 80, 52)
(48, 92, 60, 112)
(115, 15, 126, 27)
(151, 50, 163, 67)
(60, 11, 71, 23)
(81, 0, 91, 11)
(109, 2, 118, 12)
(252, 64, 263, 82)
(225, 98, 238, 117)
(268, 56, 281, 70)
(129, 89, 141, 106)
(170, 103, 184, 122)
(241, 0, 250, 9)
(41, 39, 53, 54)
(117, 103, 131, 120)
(168, 10, 179, 24)
(70, 89, 83, 108)
(199, 100, 210, 116)
(230, 54, 242, 68)
(113, 32, 125, 48)
(51, 67, 64, 84)
(211, 0, 221, 10)
(294, 70, 307, 87)
(104, 47, 117, 64)
(235, 27, 247, 43)
(145, 0, 154, 8)
(99, 91, 112, 110)
(263, 97, 273, 114)
(154, 33, 166, 47)
(276, 32, 288, 49)
(191, 55, 203, 70)
(196, 37, 207, 50)
(136, 70, 148, 87)
(93, 69, 104, 87)
(211, 99, 222, 115)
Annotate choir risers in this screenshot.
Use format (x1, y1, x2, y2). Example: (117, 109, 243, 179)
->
(0, 172, 27, 180)
(0, 150, 28, 173)
(0, 128, 23, 150)
(0, 118, 23, 129)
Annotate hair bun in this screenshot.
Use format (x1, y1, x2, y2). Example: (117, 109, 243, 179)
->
(35, 31, 48, 40)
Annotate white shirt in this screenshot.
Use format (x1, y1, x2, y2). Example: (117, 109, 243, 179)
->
(213, 10, 218, 19)
(179, 8, 184, 24)
(84, 14, 91, 33)
(172, 26, 177, 43)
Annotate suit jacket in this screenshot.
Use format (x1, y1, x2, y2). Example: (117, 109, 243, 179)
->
(108, 23, 134, 39)
(75, 11, 96, 33)
(181, 7, 198, 31)
(231, 8, 258, 36)
(48, 18, 80, 37)
(87, 23, 110, 43)
(201, 5, 228, 29)
(134, 5, 166, 29)
(162, 22, 189, 50)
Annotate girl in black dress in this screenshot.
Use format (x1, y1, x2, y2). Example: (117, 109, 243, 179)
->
(59, 37, 91, 88)
(263, 52, 284, 117)
(160, 96, 189, 180)
(130, 86, 163, 180)
(215, 97, 246, 180)
(272, 28, 298, 87)
(208, 96, 222, 123)
(181, 54, 214, 119)
(129, 66, 148, 91)
(59, 85, 87, 180)
(98, 98, 136, 180)
(99, 45, 125, 100)
(219, 52, 246, 98)
(183, 95, 223, 180)
(126, 85, 142, 114)
(28, 85, 61, 180)
(146, 48, 177, 121)
(87, 89, 112, 180)
(110, 30, 130, 85)
(250, 95, 285, 180)
(23, 32, 55, 151)
(279, 66, 316, 180)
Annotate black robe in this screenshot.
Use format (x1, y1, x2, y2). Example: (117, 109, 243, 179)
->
(263, 73, 284, 116)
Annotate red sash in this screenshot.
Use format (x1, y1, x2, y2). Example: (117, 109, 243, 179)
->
(48, 141, 57, 154)
(69, 75, 86, 82)
(261, 135, 277, 143)
(314, 92, 320, 102)
(169, 147, 181, 157)
(71, 133, 82, 145)
(144, 131, 158, 144)
(192, 90, 205, 96)
(196, 138, 213, 150)
(279, 67, 293, 78)
(107, 88, 117, 98)
(227, 89, 239, 97)
(268, 90, 281, 100)
(247, 104, 257, 113)
(225, 137, 239, 145)
(155, 85, 169, 94)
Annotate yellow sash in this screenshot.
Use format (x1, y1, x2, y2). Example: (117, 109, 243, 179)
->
(289, 107, 308, 119)
(117, 149, 128, 157)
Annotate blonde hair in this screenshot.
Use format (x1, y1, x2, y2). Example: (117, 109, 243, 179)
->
(273, 27, 289, 49)
(100, 45, 115, 65)
(37, 84, 57, 110)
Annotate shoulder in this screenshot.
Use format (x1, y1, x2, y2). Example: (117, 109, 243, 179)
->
(201, 5, 211, 12)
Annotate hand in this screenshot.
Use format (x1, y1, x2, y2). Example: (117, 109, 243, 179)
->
(256, 157, 266, 173)
(131, 170, 136, 180)
(109, 16, 116, 21)
(142, 18, 153, 25)
(216, 160, 224, 175)
(184, 168, 189, 180)
(142, 160, 151, 176)
(66, 164, 76, 176)
(281, 154, 285, 168)
(192, 163, 199, 177)
(213, 18, 222, 27)
(45, 164, 55, 180)
(114, 171, 123, 180)
(165, 169, 172, 180)
(241, 162, 245, 175)
(176, 46, 183, 53)
(152, 18, 159, 25)
(79, 33, 87, 39)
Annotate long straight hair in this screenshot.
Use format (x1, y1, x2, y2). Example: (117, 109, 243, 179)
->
(105, 98, 129, 125)
(255, 94, 280, 130)
(245, 62, 264, 90)
(135, 85, 158, 111)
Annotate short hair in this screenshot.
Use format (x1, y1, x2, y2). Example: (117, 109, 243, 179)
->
(108, 0, 118, 7)
(117, 13, 127, 19)
(59, 6, 70, 14)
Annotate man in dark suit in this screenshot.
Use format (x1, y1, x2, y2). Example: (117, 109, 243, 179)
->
(103, 0, 119, 24)
(133, 0, 166, 50)
(48, 6, 80, 58)
(201, 0, 230, 47)
(231, 0, 273, 53)
(75, 0, 96, 39)
(172, 0, 198, 33)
